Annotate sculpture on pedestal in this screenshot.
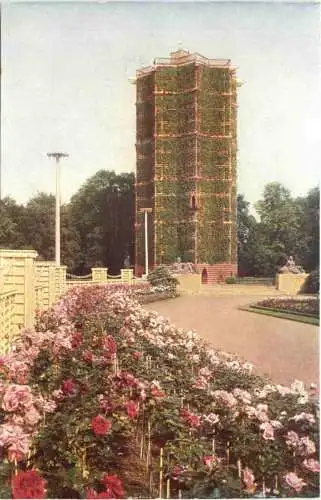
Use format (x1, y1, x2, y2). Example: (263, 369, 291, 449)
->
(279, 256, 305, 274)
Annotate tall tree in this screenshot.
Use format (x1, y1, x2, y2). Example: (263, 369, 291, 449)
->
(254, 182, 303, 273)
(22, 193, 55, 260)
(0, 197, 26, 248)
(237, 194, 258, 276)
(294, 186, 319, 272)
(69, 170, 134, 274)
(22, 193, 82, 269)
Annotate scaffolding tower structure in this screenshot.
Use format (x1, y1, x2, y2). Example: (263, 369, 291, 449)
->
(135, 50, 238, 278)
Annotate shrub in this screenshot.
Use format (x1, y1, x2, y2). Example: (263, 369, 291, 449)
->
(147, 265, 179, 292)
(300, 269, 319, 295)
(225, 276, 237, 284)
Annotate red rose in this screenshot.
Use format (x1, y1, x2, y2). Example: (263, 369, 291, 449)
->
(172, 465, 184, 479)
(133, 351, 142, 359)
(125, 400, 138, 419)
(91, 415, 112, 436)
(116, 372, 137, 388)
(71, 332, 82, 348)
(203, 455, 216, 467)
(151, 386, 165, 398)
(83, 350, 93, 363)
(62, 378, 77, 396)
(180, 408, 201, 427)
(102, 335, 117, 356)
(102, 475, 124, 498)
(11, 470, 46, 499)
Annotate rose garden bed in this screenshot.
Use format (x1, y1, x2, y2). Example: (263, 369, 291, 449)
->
(255, 298, 319, 318)
(100, 282, 178, 305)
(241, 297, 319, 326)
(0, 285, 319, 498)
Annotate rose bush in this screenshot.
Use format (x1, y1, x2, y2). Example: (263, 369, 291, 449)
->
(255, 296, 319, 318)
(0, 285, 319, 498)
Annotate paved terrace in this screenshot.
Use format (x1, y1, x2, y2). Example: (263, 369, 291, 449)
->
(145, 286, 319, 387)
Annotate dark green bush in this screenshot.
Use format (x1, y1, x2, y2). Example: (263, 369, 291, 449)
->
(300, 269, 319, 294)
(147, 265, 179, 291)
(225, 276, 237, 284)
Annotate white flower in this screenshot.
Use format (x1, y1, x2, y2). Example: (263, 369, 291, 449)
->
(203, 413, 220, 425)
(291, 412, 316, 424)
(270, 420, 283, 429)
(291, 379, 306, 395)
(297, 394, 309, 405)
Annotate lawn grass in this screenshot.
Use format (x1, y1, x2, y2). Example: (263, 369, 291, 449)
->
(239, 305, 319, 326)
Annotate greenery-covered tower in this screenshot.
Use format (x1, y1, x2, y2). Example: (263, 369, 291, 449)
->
(135, 50, 238, 281)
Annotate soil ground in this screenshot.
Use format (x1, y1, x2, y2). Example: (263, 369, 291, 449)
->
(145, 287, 319, 387)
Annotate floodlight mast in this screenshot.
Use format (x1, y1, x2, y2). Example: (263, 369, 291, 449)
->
(47, 152, 69, 266)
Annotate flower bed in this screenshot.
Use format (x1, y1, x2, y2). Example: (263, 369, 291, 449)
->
(255, 297, 319, 318)
(90, 282, 178, 304)
(0, 285, 319, 498)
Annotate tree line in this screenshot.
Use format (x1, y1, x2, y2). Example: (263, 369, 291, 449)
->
(0, 170, 319, 276)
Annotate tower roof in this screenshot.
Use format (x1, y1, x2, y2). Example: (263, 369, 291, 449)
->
(136, 50, 233, 78)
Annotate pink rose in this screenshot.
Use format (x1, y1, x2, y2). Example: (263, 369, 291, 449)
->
(8, 361, 30, 384)
(7, 435, 30, 462)
(10, 415, 25, 426)
(42, 398, 57, 413)
(24, 406, 41, 426)
(298, 436, 316, 456)
(212, 390, 237, 407)
(285, 472, 306, 492)
(303, 458, 320, 472)
(193, 376, 208, 389)
(243, 467, 256, 493)
(0, 424, 30, 462)
(285, 430, 300, 448)
(0, 424, 19, 447)
(2, 384, 33, 412)
(260, 422, 275, 440)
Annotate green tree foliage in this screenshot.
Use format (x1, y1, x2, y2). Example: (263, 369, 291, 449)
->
(69, 170, 134, 274)
(1, 193, 82, 269)
(22, 193, 56, 260)
(0, 197, 26, 248)
(237, 183, 320, 277)
(237, 194, 260, 276)
(255, 183, 302, 270)
(294, 187, 320, 272)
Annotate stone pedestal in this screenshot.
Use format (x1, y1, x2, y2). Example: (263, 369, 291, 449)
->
(276, 273, 308, 295)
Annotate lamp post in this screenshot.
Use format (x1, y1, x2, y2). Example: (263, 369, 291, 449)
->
(139, 208, 152, 276)
(47, 152, 68, 266)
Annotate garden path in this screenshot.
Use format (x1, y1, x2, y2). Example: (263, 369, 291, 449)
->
(145, 291, 319, 387)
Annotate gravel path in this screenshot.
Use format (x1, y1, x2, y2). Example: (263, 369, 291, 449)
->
(145, 294, 319, 387)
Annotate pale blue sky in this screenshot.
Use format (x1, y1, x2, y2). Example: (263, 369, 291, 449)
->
(1, 1, 320, 207)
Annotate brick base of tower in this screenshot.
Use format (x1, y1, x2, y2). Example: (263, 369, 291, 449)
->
(135, 262, 238, 284)
(195, 263, 238, 284)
